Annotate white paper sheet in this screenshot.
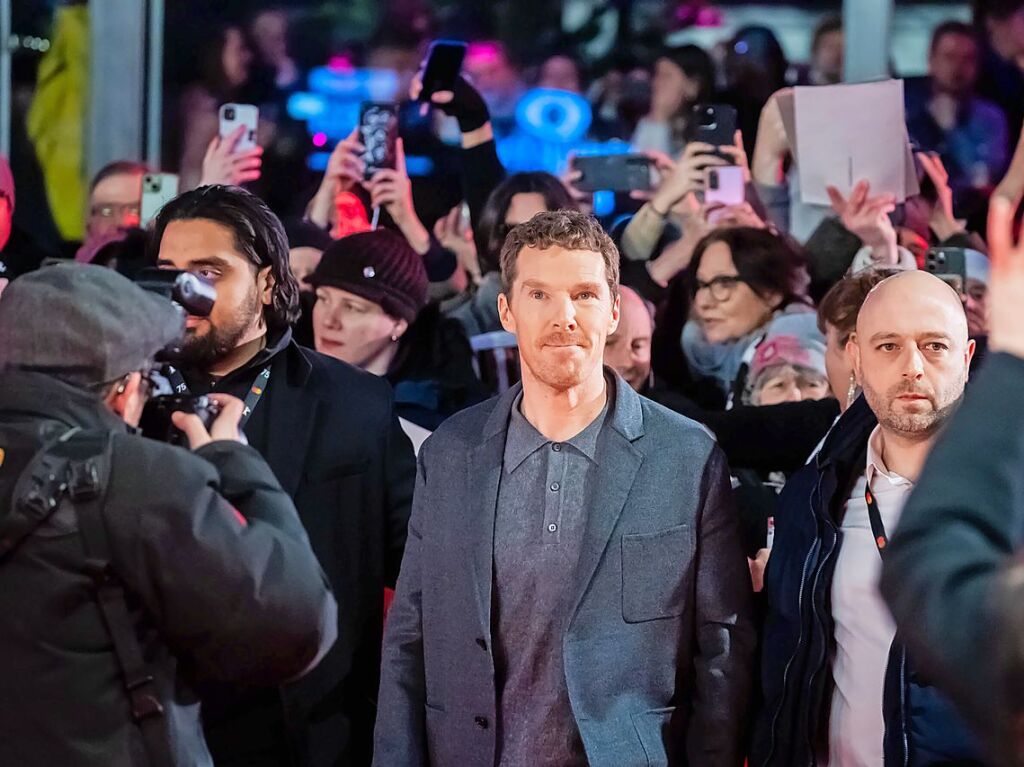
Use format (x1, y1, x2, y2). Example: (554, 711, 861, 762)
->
(794, 80, 911, 205)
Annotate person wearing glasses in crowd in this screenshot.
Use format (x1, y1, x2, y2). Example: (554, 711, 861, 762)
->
(683, 226, 821, 408)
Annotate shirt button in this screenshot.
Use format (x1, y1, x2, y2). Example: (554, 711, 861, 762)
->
(552, 443, 562, 452)
(474, 715, 489, 730)
(547, 523, 557, 533)
(475, 637, 488, 651)
(550, 482, 560, 492)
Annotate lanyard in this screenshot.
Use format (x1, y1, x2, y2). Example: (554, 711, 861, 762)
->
(240, 367, 271, 428)
(161, 364, 270, 429)
(864, 480, 888, 556)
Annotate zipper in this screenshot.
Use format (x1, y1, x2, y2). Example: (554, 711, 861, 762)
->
(800, 471, 840, 763)
(899, 648, 909, 767)
(763, 471, 827, 766)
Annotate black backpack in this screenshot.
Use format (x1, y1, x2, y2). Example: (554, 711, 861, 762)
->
(0, 424, 171, 767)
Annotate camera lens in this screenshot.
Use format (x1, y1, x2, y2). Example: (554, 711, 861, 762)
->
(224, 107, 235, 120)
(709, 171, 719, 190)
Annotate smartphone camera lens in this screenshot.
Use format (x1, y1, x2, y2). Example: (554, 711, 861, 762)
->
(224, 107, 235, 120)
(708, 171, 719, 190)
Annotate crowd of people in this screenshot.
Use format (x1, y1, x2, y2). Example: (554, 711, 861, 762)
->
(4, 1, 1024, 766)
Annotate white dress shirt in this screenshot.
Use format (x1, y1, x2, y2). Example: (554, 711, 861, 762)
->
(828, 426, 915, 767)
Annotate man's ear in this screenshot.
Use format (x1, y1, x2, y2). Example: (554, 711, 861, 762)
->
(258, 265, 275, 308)
(608, 292, 621, 336)
(965, 338, 977, 377)
(104, 372, 145, 425)
(498, 291, 516, 334)
(847, 332, 862, 384)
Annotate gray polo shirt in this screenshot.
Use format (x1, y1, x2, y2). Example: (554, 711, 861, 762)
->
(492, 388, 612, 767)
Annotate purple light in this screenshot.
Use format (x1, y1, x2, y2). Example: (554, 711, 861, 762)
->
(312, 132, 328, 147)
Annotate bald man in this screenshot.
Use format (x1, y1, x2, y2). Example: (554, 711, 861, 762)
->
(603, 286, 653, 392)
(752, 271, 983, 766)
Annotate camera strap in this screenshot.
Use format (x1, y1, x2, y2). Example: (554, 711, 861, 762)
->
(5, 429, 173, 767)
(865, 481, 889, 556)
(162, 365, 270, 430)
(240, 367, 271, 428)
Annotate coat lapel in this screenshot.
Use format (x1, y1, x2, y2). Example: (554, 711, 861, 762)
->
(568, 375, 645, 623)
(465, 385, 521, 636)
(260, 345, 319, 497)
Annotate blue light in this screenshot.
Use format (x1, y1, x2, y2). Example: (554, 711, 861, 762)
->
(515, 88, 592, 143)
(307, 67, 399, 101)
(287, 92, 327, 121)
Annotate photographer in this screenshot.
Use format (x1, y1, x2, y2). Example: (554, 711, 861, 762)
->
(0, 263, 336, 766)
(151, 185, 415, 767)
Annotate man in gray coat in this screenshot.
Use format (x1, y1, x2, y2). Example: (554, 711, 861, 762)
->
(374, 210, 755, 766)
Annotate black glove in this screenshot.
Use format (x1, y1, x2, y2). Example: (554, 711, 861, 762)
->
(432, 76, 490, 134)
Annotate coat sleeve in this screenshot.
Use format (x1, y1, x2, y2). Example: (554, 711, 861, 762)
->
(880, 351, 1024, 729)
(113, 439, 337, 686)
(373, 446, 430, 767)
(686, 445, 756, 767)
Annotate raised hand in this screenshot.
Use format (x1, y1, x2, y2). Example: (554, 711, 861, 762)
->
(199, 125, 264, 187)
(827, 181, 898, 264)
(986, 196, 1024, 358)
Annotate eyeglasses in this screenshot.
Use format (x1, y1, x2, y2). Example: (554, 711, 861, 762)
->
(90, 202, 140, 220)
(693, 275, 746, 302)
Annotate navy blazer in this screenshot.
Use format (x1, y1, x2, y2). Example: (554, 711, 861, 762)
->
(373, 373, 755, 767)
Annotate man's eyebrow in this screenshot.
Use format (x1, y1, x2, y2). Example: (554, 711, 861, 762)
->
(869, 332, 902, 343)
(157, 255, 232, 270)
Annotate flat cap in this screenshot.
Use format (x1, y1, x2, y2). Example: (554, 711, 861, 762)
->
(0, 262, 184, 387)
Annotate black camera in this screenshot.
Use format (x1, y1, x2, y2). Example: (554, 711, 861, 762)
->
(137, 394, 222, 446)
(134, 268, 220, 443)
(224, 107, 235, 121)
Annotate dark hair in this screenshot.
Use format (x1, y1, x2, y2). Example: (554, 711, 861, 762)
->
(659, 44, 715, 105)
(478, 172, 577, 275)
(90, 160, 150, 193)
(689, 227, 810, 310)
(812, 15, 843, 53)
(975, 0, 1024, 23)
(149, 185, 300, 330)
(197, 25, 247, 99)
(816, 267, 902, 344)
(726, 26, 789, 95)
(92, 228, 155, 280)
(931, 20, 980, 52)
(500, 209, 620, 298)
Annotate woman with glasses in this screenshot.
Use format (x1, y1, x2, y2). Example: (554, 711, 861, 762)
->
(683, 226, 820, 407)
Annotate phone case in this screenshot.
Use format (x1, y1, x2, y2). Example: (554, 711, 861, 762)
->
(704, 166, 745, 207)
(687, 104, 738, 148)
(420, 40, 468, 101)
(359, 103, 399, 180)
(572, 155, 653, 193)
(218, 103, 259, 151)
(140, 174, 180, 228)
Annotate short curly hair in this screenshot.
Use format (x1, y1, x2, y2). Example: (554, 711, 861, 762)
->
(499, 209, 620, 298)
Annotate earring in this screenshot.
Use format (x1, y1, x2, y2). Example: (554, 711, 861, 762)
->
(391, 334, 399, 342)
(846, 373, 859, 408)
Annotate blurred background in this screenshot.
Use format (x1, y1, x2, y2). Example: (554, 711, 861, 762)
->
(5, 0, 974, 257)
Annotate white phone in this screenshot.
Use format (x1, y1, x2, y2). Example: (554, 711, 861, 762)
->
(704, 165, 745, 207)
(140, 173, 180, 228)
(218, 103, 259, 151)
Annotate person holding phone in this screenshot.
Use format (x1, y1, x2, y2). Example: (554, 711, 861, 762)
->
(632, 45, 716, 156)
(179, 26, 271, 190)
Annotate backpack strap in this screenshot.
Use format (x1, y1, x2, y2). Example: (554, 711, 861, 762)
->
(8, 430, 171, 767)
(0, 427, 82, 563)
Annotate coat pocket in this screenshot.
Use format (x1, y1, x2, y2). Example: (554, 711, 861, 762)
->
(621, 524, 693, 623)
(631, 706, 676, 767)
